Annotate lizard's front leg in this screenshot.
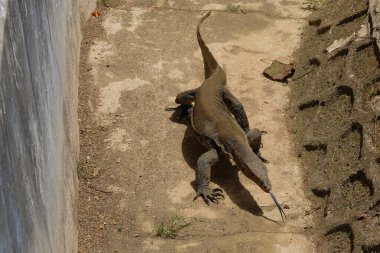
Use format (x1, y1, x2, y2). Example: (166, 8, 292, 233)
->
(246, 128, 269, 163)
(222, 89, 269, 163)
(194, 149, 224, 205)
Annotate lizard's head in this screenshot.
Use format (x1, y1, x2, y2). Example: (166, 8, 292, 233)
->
(239, 156, 286, 222)
(240, 163, 287, 222)
(239, 159, 272, 193)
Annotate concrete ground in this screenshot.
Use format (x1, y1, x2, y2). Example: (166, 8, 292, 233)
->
(78, 0, 315, 252)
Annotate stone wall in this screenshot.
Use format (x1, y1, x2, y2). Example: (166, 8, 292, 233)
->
(0, 0, 94, 252)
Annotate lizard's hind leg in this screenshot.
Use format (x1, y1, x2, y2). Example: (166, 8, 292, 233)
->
(175, 89, 196, 105)
(246, 129, 269, 163)
(194, 149, 224, 205)
(169, 89, 197, 121)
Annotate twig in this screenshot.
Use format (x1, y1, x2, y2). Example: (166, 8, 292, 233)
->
(87, 184, 113, 194)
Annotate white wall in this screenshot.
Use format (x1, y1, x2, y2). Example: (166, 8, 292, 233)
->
(0, 0, 93, 252)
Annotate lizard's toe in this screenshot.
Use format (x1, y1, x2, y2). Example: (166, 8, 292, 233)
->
(257, 152, 269, 163)
(209, 196, 219, 204)
(194, 187, 224, 205)
(211, 189, 224, 199)
(193, 192, 210, 205)
(212, 188, 223, 193)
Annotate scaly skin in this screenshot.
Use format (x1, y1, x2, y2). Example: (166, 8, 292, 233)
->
(173, 11, 285, 220)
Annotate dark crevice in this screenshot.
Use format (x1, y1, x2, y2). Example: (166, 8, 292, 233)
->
(336, 9, 368, 26)
(317, 25, 331, 35)
(370, 199, 380, 210)
(368, 12, 380, 67)
(337, 85, 355, 107)
(376, 157, 380, 164)
(312, 187, 330, 198)
(369, 76, 380, 86)
(351, 122, 363, 160)
(347, 170, 374, 196)
(309, 57, 321, 66)
(299, 99, 325, 110)
(304, 143, 327, 154)
(309, 18, 322, 26)
(325, 224, 354, 253)
(329, 48, 349, 61)
(356, 41, 373, 52)
(372, 39, 380, 67)
(369, 199, 380, 210)
(362, 244, 380, 253)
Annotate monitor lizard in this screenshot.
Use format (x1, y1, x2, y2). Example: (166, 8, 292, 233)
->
(173, 11, 286, 221)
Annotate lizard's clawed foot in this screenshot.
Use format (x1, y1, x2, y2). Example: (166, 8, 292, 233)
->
(194, 187, 224, 205)
(259, 156, 270, 163)
(165, 106, 178, 111)
(165, 105, 191, 122)
(258, 152, 270, 163)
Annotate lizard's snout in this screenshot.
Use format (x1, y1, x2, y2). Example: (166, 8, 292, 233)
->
(259, 181, 271, 193)
(249, 162, 272, 193)
(256, 177, 271, 193)
(240, 161, 272, 193)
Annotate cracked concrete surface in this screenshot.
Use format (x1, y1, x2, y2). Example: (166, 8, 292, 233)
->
(78, 0, 315, 252)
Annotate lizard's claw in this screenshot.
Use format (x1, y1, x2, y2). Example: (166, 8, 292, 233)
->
(194, 187, 224, 205)
(260, 156, 270, 163)
(258, 151, 270, 163)
(165, 106, 178, 111)
(165, 105, 191, 122)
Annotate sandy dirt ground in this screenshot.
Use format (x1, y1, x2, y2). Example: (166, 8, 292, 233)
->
(78, 1, 315, 252)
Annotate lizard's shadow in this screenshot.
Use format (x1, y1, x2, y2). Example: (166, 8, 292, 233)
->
(170, 110, 263, 216)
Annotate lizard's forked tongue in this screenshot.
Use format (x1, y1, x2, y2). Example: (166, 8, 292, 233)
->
(269, 190, 287, 222)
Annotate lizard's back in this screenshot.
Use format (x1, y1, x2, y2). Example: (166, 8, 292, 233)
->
(193, 71, 249, 155)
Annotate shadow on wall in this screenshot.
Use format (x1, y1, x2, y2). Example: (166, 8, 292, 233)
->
(0, 0, 80, 252)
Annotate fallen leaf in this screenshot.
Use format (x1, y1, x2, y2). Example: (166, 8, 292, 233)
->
(325, 33, 356, 53)
(91, 10, 101, 17)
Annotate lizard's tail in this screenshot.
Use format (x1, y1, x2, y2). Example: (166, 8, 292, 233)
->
(197, 11, 219, 79)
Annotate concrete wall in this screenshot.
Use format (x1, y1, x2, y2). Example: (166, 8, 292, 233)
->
(0, 0, 91, 251)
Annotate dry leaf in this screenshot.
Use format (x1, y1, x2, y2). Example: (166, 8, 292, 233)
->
(91, 10, 101, 17)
